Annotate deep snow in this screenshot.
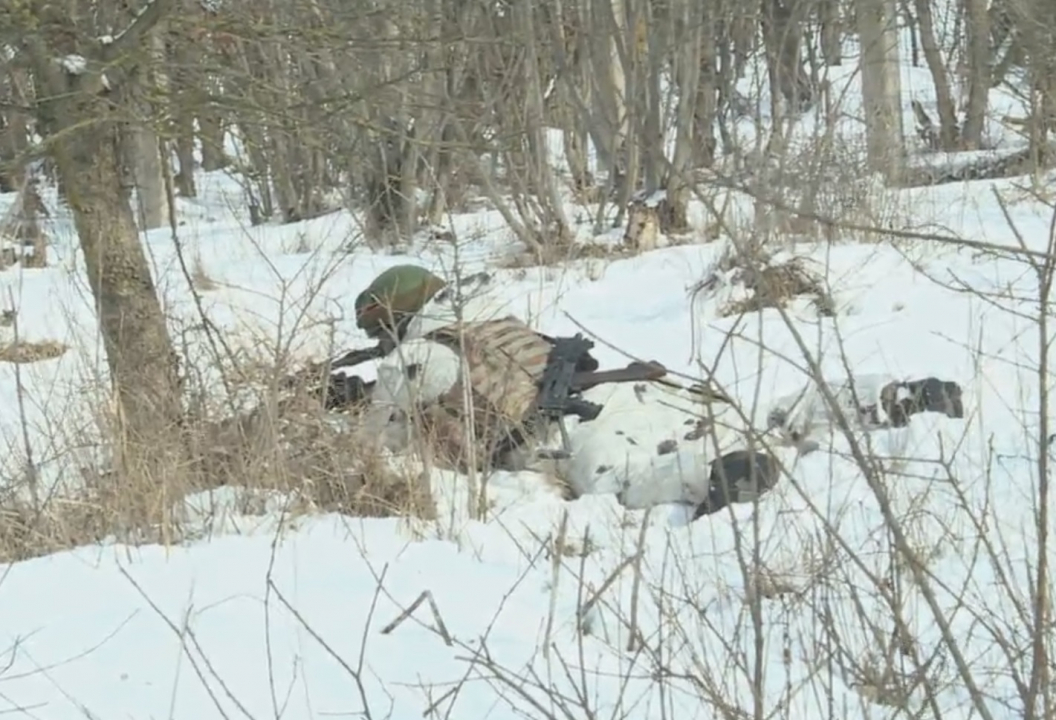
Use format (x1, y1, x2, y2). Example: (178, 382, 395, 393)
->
(0, 37, 1054, 720)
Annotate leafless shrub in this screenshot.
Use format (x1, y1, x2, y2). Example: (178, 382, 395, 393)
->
(186, 379, 436, 521)
(694, 245, 836, 318)
(720, 258, 835, 317)
(496, 240, 625, 269)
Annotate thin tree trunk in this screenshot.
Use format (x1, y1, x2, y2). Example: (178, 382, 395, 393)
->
(130, 29, 171, 230)
(16, 171, 50, 268)
(131, 129, 169, 230)
(640, 5, 665, 196)
(959, 0, 990, 147)
(0, 76, 29, 193)
(553, 0, 595, 195)
(762, 0, 815, 113)
(169, 22, 199, 197)
(820, 0, 842, 65)
(519, 0, 572, 242)
(858, 0, 906, 183)
(665, 0, 704, 232)
(199, 77, 228, 172)
(72, 128, 183, 439)
(911, 0, 960, 149)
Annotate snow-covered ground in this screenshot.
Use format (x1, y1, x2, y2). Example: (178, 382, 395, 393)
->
(1, 39, 1055, 720)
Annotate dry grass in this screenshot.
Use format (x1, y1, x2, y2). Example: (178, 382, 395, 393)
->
(720, 259, 835, 317)
(0, 489, 112, 562)
(498, 240, 626, 269)
(0, 339, 68, 363)
(191, 255, 218, 291)
(700, 254, 836, 318)
(189, 388, 435, 520)
(0, 354, 437, 564)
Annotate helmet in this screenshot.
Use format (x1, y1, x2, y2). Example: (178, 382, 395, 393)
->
(354, 265, 447, 339)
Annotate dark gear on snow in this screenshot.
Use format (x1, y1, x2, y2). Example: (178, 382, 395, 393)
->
(534, 333, 667, 459)
(693, 450, 781, 519)
(879, 377, 964, 427)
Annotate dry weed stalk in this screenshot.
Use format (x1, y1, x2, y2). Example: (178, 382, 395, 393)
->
(0, 339, 68, 364)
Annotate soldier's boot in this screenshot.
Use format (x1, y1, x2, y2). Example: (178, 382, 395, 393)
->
(693, 450, 781, 519)
(880, 378, 964, 428)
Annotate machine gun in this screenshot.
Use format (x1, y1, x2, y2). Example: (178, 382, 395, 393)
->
(299, 336, 406, 410)
(293, 329, 668, 435)
(330, 336, 396, 371)
(280, 338, 393, 411)
(535, 333, 667, 459)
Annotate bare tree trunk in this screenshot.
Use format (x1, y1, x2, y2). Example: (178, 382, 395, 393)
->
(639, 7, 665, 197)
(911, 0, 960, 149)
(5, 171, 50, 268)
(693, 23, 719, 168)
(425, 0, 475, 224)
(0, 74, 30, 193)
(664, 0, 704, 233)
(75, 126, 183, 437)
(552, 0, 595, 195)
(169, 18, 199, 197)
(518, 0, 573, 243)
(129, 29, 170, 231)
(590, 0, 631, 205)
(959, 0, 991, 148)
(26, 27, 184, 471)
(199, 103, 227, 172)
(857, 0, 905, 183)
(606, 0, 642, 226)
(230, 38, 275, 222)
(130, 130, 169, 231)
(762, 0, 815, 113)
(397, 120, 419, 240)
(1008, 0, 1056, 171)
(820, 0, 843, 65)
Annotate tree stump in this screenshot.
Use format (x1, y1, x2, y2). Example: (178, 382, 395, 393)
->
(623, 191, 663, 252)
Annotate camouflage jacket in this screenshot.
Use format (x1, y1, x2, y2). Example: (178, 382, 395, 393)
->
(416, 315, 554, 471)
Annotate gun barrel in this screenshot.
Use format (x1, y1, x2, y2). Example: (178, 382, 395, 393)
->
(330, 343, 388, 370)
(571, 360, 667, 392)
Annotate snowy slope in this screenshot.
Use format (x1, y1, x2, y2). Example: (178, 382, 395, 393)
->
(0, 167, 1049, 719)
(0, 42, 1054, 720)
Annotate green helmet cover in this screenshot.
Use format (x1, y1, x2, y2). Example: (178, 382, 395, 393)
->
(355, 264, 447, 338)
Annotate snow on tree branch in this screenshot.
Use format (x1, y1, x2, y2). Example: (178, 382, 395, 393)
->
(59, 54, 87, 75)
(100, 0, 178, 62)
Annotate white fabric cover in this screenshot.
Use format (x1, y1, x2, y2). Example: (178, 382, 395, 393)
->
(560, 381, 752, 509)
(360, 339, 463, 447)
(372, 339, 463, 412)
(765, 373, 899, 444)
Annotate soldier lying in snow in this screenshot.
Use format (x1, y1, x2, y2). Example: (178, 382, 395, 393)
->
(318, 264, 781, 517)
(316, 264, 966, 518)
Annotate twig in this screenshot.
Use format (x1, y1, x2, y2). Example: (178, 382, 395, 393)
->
(119, 567, 253, 720)
(380, 590, 453, 646)
(578, 552, 638, 623)
(268, 566, 389, 720)
(161, 137, 240, 401)
(8, 288, 39, 509)
(627, 505, 652, 652)
(542, 509, 569, 660)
